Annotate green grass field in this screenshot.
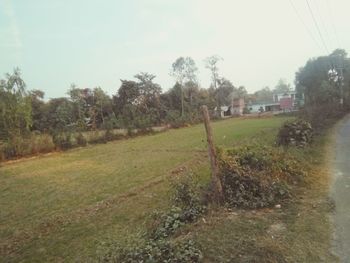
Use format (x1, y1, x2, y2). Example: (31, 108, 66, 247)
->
(0, 117, 290, 262)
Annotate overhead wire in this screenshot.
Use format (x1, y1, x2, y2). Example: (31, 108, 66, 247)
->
(325, 0, 342, 49)
(287, 0, 322, 52)
(313, 0, 334, 50)
(305, 0, 330, 54)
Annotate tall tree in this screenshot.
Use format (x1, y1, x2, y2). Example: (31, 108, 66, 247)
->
(29, 89, 46, 131)
(205, 55, 223, 116)
(170, 57, 198, 116)
(253, 87, 274, 103)
(0, 68, 32, 140)
(295, 49, 350, 107)
(274, 79, 291, 93)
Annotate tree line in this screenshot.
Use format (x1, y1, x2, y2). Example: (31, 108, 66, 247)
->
(1, 50, 349, 146)
(0, 56, 250, 142)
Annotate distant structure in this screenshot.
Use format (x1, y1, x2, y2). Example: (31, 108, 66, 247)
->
(215, 98, 245, 118)
(248, 90, 301, 113)
(215, 90, 303, 117)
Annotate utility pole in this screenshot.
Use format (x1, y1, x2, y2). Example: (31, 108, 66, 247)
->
(336, 55, 345, 108)
(201, 105, 224, 203)
(330, 54, 345, 108)
(339, 65, 344, 108)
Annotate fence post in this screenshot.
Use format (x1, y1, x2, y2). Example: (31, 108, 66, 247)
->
(201, 105, 224, 203)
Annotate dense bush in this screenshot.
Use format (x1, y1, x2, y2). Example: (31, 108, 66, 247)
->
(53, 133, 73, 150)
(150, 176, 206, 240)
(98, 174, 205, 262)
(98, 239, 202, 263)
(277, 119, 313, 147)
(299, 104, 345, 132)
(0, 134, 55, 161)
(76, 133, 87, 146)
(218, 145, 305, 209)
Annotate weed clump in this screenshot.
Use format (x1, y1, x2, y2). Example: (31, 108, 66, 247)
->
(75, 133, 87, 146)
(98, 239, 202, 263)
(218, 145, 305, 209)
(99, 174, 205, 262)
(277, 119, 313, 147)
(150, 175, 206, 240)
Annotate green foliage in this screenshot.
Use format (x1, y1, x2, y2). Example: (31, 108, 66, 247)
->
(150, 175, 206, 240)
(53, 133, 73, 150)
(76, 133, 87, 147)
(0, 68, 32, 140)
(98, 174, 205, 262)
(300, 104, 345, 132)
(218, 145, 305, 209)
(98, 238, 202, 263)
(296, 49, 350, 107)
(0, 133, 55, 160)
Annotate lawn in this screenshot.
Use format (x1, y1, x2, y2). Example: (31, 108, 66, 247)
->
(0, 116, 289, 262)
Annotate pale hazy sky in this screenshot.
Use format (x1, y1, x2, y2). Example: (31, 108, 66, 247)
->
(1, 0, 349, 98)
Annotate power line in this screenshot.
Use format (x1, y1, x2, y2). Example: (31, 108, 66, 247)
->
(305, 0, 329, 54)
(325, 0, 342, 48)
(313, 0, 334, 50)
(287, 0, 322, 52)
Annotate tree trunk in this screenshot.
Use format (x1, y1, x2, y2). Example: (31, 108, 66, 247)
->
(181, 85, 184, 117)
(201, 105, 224, 203)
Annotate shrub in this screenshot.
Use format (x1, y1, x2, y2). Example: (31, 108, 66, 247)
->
(150, 176, 206, 240)
(53, 133, 73, 150)
(98, 173, 205, 262)
(218, 145, 305, 209)
(98, 238, 202, 263)
(299, 104, 345, 132)
(104, 129, 115, 142)
(76, 133, 87, 146)
(277, 119, 313, 147)
(0, 133, 55, 161)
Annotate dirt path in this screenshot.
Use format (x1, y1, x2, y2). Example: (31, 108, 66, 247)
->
(331, 116, 350, 262)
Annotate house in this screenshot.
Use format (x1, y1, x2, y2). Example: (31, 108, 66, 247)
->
(248, 102, 280, 113)
(273, 91, 298, 111)
(214, 98, 245, 117)
(231, 98, 245, 116)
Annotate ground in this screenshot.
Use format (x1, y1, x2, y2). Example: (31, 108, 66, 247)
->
(0, 116, 337, 262)
(0, 117, 287, 262)
(331, 115, 350, 261)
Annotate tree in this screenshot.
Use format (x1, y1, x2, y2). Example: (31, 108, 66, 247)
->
(43, 98, 74, 133)
(217, 78, 235, 106)
(0, 68, 32, 140)
(29, 89, 46, 131)
(253, 87, 274, 103)
(170, 57, 198, 116)
(93, 87, 113, 128)
(274, 79, 291, 94)
(68, 85, 90, 130)
(295, 50, 350, 107)
(205, 55, 223, 116)
(114, 73, 163, 128)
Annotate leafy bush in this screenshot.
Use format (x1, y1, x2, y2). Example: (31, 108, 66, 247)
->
(277, 119, 313, 147)
(76, 133, 87, 146)
(98, 173, 205, 262)
(218, 145, 305, 209)
(150, 176, 206, 240)
(0, 133, 55, 161)
(98, 239, 202, 263)
(164, 110, 192, 128)
(299, 104, 345, 132)
(53, 133, 73, 150)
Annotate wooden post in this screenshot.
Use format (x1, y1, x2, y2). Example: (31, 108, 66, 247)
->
(201, 105, 224, 203)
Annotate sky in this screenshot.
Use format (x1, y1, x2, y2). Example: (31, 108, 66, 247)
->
(1, 0, 350, 99)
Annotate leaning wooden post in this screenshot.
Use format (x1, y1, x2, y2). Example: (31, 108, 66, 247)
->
(201, 105, 224, 203)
